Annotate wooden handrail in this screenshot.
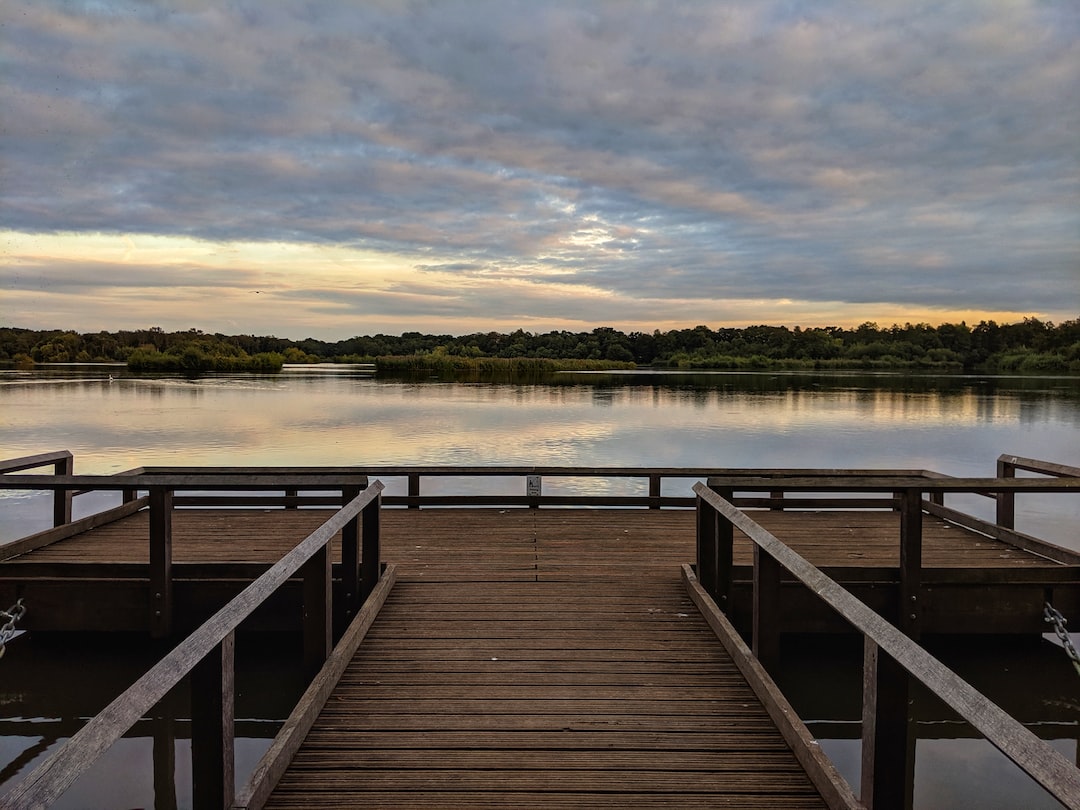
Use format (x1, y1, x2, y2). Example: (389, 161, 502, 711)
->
(997, 454, 1080, 531)
(705, 475, 1080, 492)
(0, 451, 73, 527)
(2, 481, 385, 810)
(692, 481, 1080, 809)
(0, 451, 73, 475)
(998, 454, 1080, 479)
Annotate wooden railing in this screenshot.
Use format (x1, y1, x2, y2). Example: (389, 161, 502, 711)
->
(0, 451, 73, 528)
(692, 481, 1080, 810)
(997, 453, 1080, 531)
(701, 473, 1080, 639)
(1, 481, 389, 810)
(0, 470, 373, 636)
(130, 464, 942, 510)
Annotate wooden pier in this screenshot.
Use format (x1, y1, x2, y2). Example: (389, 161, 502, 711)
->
(1, 453, 1079, 808)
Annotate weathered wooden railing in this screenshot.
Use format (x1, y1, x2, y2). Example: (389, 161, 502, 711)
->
(0, 451, 74, 528)
(692, 481, 1080, 810)
(700, 472, 1080, 640)
(0, 469, 373, 636)
(997, 452, 1080, 530)
(131, 464, 937, 509)
(1, 481, 391, 810)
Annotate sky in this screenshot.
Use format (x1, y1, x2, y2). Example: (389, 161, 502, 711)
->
(1, 1, 1078, 340)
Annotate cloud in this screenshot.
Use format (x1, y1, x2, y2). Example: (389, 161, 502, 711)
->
(1, 1, 1077, 335)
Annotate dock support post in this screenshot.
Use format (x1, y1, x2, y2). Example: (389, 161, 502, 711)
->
(696, 495, 717, 597)
(360, 491, 381, 604)
(52, 454, 72, 527)
(752, 545, 782, 672)
(301, 544, 332, 677)
(861, 637, 913, 810)
(192, 630, 235, 810)
(340, 485, 361, 630)
(697, 487, 733, 608)
(149, 487, 173, 638)
(899, 488, 922, 640)
(648, 474, 661, 509)
(715, 489, 734, 611)
(284, 487, 299, 509)
(996, 457, 1015, 530)
(408, 473, 420, 509)
(152, 717, 177, 810)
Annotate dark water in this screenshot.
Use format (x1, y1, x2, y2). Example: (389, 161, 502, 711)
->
(1, 366, 1078, 807)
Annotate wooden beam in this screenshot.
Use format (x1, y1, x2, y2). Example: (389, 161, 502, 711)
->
(149, 488, 173, 638)
(898, 488, 922, 640)
(752, 545, 782, 671)
(191, 631, 235, 810)
(997, 457, 1016, 530)
(301, 545, 331, 678)
(52, 454, 73, 528)
(862, 638, 913, 810)
(339, 485, 361, 630)
(360, 492, 381, 604)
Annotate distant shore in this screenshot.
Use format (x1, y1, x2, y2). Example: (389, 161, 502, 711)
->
(2, 318, 1077, 375)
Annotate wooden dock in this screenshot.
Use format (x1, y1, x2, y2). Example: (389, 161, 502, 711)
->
(1, 507, 1075, 636)
(2, 454, 1080, 808)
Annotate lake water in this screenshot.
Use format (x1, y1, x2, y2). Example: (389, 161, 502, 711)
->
(1, 365, 1079, 808)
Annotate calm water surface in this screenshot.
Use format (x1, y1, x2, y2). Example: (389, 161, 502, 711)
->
(1, 366, 1078, 808)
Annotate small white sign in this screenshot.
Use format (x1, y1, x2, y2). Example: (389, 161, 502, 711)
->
(526, 475, 542, 497)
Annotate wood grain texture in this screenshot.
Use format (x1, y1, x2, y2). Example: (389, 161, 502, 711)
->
(261, 577, 829, 809)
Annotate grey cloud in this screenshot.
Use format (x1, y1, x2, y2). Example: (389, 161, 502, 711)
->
(2, 0, 1077, 325)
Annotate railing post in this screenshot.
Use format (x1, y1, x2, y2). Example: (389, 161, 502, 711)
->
(149, 487, 173, 638)
(339, 486, 362, 631)
(191, 631, 235, 810)
(696, 495, 718, 597)
(861, 637, 913, 810)
(752, 545, 782, 671)
(301, 543, 331, 677)
(408, 472, 420, 509)
(769, 489, 784, 511)
(52, 454, 73, 527)
(284, 487, 299, 509)
(152, 717, 178, 810)
(899, 488, 922, 640)
(360, 491, 382, 604)
(997, 457, 1016, 530)
(526, 475, 541, 509)
(715, 489, 734, 611)
(648, 474, 661, 509)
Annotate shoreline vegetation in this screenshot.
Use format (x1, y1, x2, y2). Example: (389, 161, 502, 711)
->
(1, 317, 1078, 375)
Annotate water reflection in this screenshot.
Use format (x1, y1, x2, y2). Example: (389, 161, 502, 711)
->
(0, 634, 306, 809)
(777, 635, 1080, 810)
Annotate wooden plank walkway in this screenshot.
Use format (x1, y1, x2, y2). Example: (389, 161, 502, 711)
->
(263, 577, 828, 808)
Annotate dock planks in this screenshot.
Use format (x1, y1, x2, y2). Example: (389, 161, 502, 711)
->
(263, 578, 828, 809)
(6, 507, 1058, 574)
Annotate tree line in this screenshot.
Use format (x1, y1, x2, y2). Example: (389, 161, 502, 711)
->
(1, 318, 1078, 373)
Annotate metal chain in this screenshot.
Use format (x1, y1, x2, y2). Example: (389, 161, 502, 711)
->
(0, 599, 26, 660)
(1044, 602, 1080, 677)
